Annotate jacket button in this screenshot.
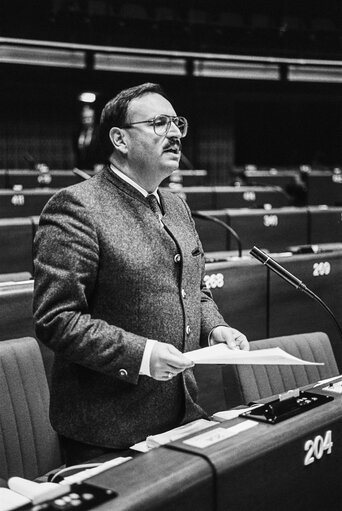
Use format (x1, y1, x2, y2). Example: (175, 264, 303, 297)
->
(181, 289, 187, 299)
(119, 369, 128, 378)
(174, 253, 181, 263)
(186, 325, 191, 335)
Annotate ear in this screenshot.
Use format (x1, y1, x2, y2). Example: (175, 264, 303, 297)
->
(109, 127, 128, 154)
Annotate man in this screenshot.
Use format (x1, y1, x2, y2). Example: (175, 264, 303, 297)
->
(73, 104, 102, 171)
(33, 83, 248, 465)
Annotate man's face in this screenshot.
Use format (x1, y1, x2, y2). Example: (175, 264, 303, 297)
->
(124, 93, 182, 183)
(81, 107, 95, 127)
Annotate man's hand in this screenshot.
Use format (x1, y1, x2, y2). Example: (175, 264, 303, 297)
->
(210, 326, 249, 351)
(150, 342, 194, 381)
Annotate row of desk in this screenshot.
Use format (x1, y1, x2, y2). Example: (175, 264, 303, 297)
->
(2, 205, 341, 274)
(1, 168, 341, 206)
(244, 169, 342, 206)
(0, 169, 208, 189)
(0, 186, 290, 218)
(194, 206, 342, 252)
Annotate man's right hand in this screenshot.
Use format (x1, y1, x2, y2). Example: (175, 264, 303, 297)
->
(149, 342, 194, 381)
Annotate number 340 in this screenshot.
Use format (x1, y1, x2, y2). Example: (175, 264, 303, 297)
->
(304, 430, 333, 466)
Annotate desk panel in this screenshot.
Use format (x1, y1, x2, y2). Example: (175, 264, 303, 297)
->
(0, 217, 33, 273)
(268, 251, 342, 370)
(89, 447, 213, 511)
(204, 258, 268, 341)
(214, 186, 289, 209)
(244, 169, 298, 189)
(0, 281, 35, 341)
(307, 172, 342, 206)
(226, 207, 308, 251)
(2, 170, 83, 189)
(308, 206, 342, 244)
(0, 189, 56, 217)
(165, 186, 215, 210)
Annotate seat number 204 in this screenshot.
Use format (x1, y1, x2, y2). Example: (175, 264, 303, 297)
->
(304, 430, 333, 466)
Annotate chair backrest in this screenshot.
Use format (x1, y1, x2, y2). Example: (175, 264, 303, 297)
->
(0, 337, 62, 481)
(222, 331, 339, 408)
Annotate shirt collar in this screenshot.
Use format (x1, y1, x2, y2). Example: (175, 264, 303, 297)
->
(110, 164, 159, 202)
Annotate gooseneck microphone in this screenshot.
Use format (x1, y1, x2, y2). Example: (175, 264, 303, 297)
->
(250, 246, 342, 342)
(192, 211, 242, 258)
(250, 246, 307, 291)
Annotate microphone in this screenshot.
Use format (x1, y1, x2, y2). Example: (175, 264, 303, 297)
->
(250, 246, 306, 290)
(250, 246, 342, 341)
(192, 211, 242, 257)
(72, 168, 91, 181)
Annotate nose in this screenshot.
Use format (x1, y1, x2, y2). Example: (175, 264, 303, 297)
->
(168, 119, 182, 138)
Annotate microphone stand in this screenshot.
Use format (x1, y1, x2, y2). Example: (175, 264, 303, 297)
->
(250, 246, 342, 342)
(192, 211, 242, 258)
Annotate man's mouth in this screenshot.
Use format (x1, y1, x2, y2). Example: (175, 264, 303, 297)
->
(164, 141, 182, 154)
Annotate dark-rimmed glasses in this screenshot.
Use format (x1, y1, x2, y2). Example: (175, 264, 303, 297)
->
(121, 114, 188, 138)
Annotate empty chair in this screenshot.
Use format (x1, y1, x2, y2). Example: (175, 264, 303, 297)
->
(0, 337, 62, 482)
(0, 280, 54, 386)
(222, 332, 339, 409)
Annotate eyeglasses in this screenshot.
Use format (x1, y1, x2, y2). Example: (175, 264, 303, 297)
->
(121, 114, 188, 138)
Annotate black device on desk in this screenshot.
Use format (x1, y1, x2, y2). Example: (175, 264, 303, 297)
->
(241, 390, 333, 424)
(14, 482, 116, 511)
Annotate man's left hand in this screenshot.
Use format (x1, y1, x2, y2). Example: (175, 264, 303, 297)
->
(210, 326, 249, 351)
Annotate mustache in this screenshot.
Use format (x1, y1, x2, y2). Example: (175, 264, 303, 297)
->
(164, 138, 182, 152)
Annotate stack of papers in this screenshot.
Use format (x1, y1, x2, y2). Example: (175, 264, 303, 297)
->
(185, 344, 324, 365)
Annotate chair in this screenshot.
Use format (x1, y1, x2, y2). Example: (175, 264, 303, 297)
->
(222, 332, 339, 409)
(0, 337, 62, 483)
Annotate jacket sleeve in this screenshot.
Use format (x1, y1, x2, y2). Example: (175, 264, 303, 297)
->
(33, 188, 146, 385)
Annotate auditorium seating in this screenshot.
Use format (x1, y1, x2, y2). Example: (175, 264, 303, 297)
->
(0, 337, 62, 482)
(0, 279, 54, 383)
(221, 332, 339, 409)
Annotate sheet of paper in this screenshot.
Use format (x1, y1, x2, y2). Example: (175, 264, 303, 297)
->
(185, 344, 324, 365)
(211, 404, 261, 422)
(146, 418, 215, 448)
(183, 420, 258, 448)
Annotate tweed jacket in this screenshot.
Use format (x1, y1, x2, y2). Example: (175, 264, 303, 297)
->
(33, 166, 228, 448)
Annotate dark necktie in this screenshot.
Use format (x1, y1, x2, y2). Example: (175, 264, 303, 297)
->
(146, 194, 162, 220)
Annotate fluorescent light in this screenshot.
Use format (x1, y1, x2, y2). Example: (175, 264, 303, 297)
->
(0, 44, 85, 68)
(288, 65, 342, 82)
(94, 53, 186, 75)
(193, 60, 279, 80)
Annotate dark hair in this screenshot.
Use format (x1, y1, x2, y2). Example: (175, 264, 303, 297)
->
(99, 82, 168, 160)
